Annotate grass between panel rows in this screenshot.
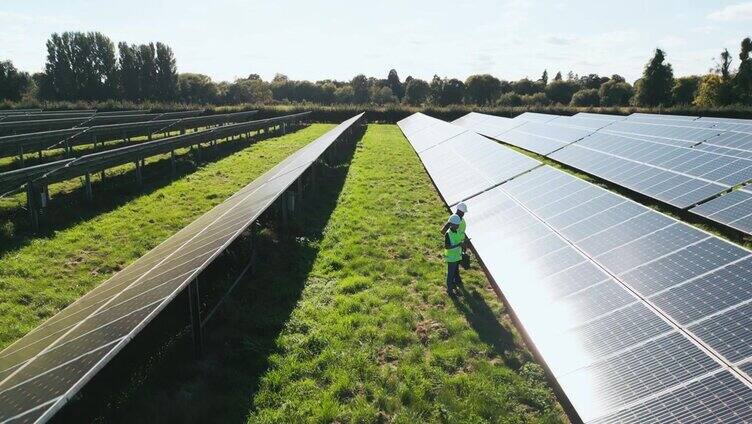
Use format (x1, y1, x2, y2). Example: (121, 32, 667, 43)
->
(0, 124, 333, 350)
(243, 124, 566, 422)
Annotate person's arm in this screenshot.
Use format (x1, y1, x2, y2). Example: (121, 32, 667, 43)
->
(440, 222, 450, 234)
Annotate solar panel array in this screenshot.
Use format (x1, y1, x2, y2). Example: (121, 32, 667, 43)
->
(398, 112, 752, 423)
(0, 113, 365, 423)
(454, 112, 752, 224)
(402, 113, 540, 204)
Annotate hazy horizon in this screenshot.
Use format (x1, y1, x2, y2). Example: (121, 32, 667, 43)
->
(2, 0, 751, 84)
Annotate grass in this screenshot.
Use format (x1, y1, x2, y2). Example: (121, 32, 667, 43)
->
(0, 124, 333, 350)
(246, 125, 565, 423)
(72, 124, 566, 423)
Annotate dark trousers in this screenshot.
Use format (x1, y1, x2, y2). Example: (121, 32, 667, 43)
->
(446, 261, 462, 291)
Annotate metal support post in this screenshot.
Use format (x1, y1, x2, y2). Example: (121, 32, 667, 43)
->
(188, 278, 203, 359)
(279, 195, 288, 229)
(26, 183, 39, 232)
(249, 223, 257, 274)
(135, 160, 143, 185)
(84, 173, 93, 201)
(18, 146, 24, 167)
(287, 190, 296, 218)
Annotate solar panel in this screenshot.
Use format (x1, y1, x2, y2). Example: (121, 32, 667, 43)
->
(402, 114, 752, 422)
(513, 112, 561, 123)
(452, 112, 595, 155)
(399, 117, 540, 205)
(573, 112, 626, 122)
(0, 113, 365, 423)
(690, 189, 752, 234)
(451, 112, 522, 138)
(603, 121, 723, 145)
(626, 113, 700, 123)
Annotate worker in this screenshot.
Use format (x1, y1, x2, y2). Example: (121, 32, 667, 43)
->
(445, 214, 464, 295)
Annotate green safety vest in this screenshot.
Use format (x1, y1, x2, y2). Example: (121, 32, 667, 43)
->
(458, 218, 466, 240)
(445, 230, 463, 263)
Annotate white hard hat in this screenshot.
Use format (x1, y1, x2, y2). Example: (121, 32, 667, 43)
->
(456, 203, 468, 213)
(448, 214, 461, 225)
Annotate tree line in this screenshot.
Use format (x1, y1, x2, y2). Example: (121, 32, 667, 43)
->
(1, 31, 751, 109)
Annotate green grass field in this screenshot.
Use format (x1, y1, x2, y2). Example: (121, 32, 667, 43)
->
(1, 124, 566, 423)
(0, 124, 332, 349)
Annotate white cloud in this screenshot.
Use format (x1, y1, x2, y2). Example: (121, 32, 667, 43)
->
(708, 2, 752, 21)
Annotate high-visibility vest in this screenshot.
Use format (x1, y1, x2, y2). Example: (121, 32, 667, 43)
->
(458, 218, 466, 240)
(445, 230, 463, 263)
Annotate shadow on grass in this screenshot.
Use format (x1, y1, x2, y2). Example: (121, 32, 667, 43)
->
(54, 128, 362, 424)
(0, 128, 296, 258)
(451, 281, 520, 368)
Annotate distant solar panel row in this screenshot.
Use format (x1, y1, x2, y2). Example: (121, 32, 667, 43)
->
(398, 112, 752, 423)
(455, 112, 752, 212)
(0, 113, 365, 423)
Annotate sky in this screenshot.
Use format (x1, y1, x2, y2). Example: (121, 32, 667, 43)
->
(1, 0, 751, 84)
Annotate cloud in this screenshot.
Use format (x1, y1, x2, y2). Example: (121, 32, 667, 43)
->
(545, 36, 572, 46)
(708, 2, 752, 21)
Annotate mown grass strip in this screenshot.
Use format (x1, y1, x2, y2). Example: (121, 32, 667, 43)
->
(0, 124, 333, 350)
(243, 124, 566, 422)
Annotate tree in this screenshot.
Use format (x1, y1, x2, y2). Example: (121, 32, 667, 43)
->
(442, 78, 466, 105)
(371, 86, 397, 104)
(319, 82, 337, 104)
(351, 74, 370, 104)
(715, 48, 735, 105)
(545, 79, 579, 104)
(428, 76, 465, 105)
(579, 74, 609, 90)
(599, 79, 633, 106)
(464, 74, 501, 105)
(224, 78, 272, 103)
(672, 76, 701, 105)
(510, 78, 543, 95)
(0, 60, 32, 101)
(570, 88, 600, 106)
(138, 43, 157, 100)
(387, 69, 404, 100)
(118, 43, 140, 101)
(496, 92, 522, 106)
(178, 73, 217, 103)
(403, 78, 430, 105)
(694, 74, 725, 107)
(735, 37, 752, 105)
(554, 71, 563, 81)
(634, 48, 674, 106)
(334, 85, 354, 103)
(539, 70, 548, 86)
(154, 42, 178, 101)
(42, 31, 118, 101)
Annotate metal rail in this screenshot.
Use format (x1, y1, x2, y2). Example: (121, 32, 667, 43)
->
(0, 111, 258, 162)
(4, 112, 311, 230)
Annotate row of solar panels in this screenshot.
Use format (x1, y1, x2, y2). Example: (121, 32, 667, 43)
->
(0, 112, 308, 196)
(0, 110, 204, 136)
(398, 112, 752, 423)
(0, 110, 259, 160)
(0, 113, 365, 423)
(452, 111, 752, 236)
(0, 110, 150, 123)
